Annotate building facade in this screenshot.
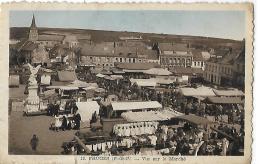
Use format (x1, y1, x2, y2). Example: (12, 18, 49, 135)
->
(158, 43, 192, 69)
(80, 42, 159, 69)
(203, 44, 245, 88)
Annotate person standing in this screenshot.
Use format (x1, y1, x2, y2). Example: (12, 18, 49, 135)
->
(74, 111, 81, 130)
(30, 134, 39, 151)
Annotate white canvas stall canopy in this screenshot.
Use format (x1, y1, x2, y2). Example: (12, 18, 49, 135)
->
(143, 68, 172, 76)
(46, 86, 78, 90)
(68, 80, 89, 88)
(154, 77, 177, 85)
(112, 101, 162, 111)
(130, 78, 157, 87)
(82, 83, 99, 91)
(96, 73, 106, 78)
(58, 70, 77, 82)
(76, 101, 100, 122)
(213, 89, 244, 97)
(41, 74, 51, 85)
(179, 86, 215, 97)
(110, 75, 124, 80)
(121, 109, 184, 122)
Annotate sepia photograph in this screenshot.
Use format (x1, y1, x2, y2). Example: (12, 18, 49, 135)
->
(5, 4, 252, 161)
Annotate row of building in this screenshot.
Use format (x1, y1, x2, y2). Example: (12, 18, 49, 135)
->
(10, 15, 245, 89)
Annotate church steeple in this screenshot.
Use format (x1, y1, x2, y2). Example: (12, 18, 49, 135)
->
(30, 14, 37, 29)
(28, 14, 38, 42)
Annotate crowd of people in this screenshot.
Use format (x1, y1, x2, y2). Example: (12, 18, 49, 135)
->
(48, 101, 82, 132)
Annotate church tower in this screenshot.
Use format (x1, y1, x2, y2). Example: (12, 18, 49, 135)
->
(28, 14, 38, 42)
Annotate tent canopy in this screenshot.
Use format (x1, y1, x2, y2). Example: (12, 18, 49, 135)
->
(143, 68, 172, 76)
(179, 86, 215, 97)
(96, 73, 106, 78)
(130, 78, 157, 87)
(110, 75, 124, 80)
(175, 114, 213, 125)
(121, 109, 183, 122)
(204, 96, 244, 104)
(82, 83, 99, 91)
(46, 86, 78, 90)
(58, 71, 77, 82)
(41, 74, 51, 85)
(111, 101, 162, 111)
(213, 89, 244, 97)
(68, 80, 88, 88)
(76, 101, 100, 122)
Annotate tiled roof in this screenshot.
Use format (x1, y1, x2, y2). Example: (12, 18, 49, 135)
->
(191, 49, 204, 61)
(15, 40, 38, 52)
(170, 66, 203, 75)
(38, 34, 64, 41)
(80, 43, 158, 59)
(115, 62, 160, 70)
(158, 43, 188, 52)
(49, 44, 70, 57)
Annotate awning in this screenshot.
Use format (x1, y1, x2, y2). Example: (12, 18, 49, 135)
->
(143, 68, 172, 76)
(46, 86, 78, 90)
(111, 101, 162, 111)
(110, 75, 124, 80)
(103, 75, 112, 80)
(58, 71, 77, 82)
(94, 88, 106, 93)
(179, 86, 215, 97)
(130, 78, 157, 87)
(42, 89, 58, 99)
(175, 114, 213, 125)
(76, 101, 100, 122)
(96, 73, 106, 78)
(213, 89, 244, 97)
(82, 83, 99, 91)
(41, 74, 51, 85)
(121, 109, 183, 122)
(204, 96, 244, 104)
(68, 80, 88, 88)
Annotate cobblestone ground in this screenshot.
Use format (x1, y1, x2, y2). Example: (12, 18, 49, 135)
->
(9, 111, 77, 155)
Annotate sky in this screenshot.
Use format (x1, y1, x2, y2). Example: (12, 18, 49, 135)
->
(10, 10, 245, 40)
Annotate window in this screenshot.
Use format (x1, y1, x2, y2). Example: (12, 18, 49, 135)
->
(133, 58, 136, 63)
(161, 58, 165, 64)
(120, 58, 122, 62)
(194, 62, 197, 66)
(182, 58, 185, 66)
(173, 58, 177, 64)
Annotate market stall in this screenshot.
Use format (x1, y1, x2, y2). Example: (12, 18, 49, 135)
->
(76, 101, 100, 128)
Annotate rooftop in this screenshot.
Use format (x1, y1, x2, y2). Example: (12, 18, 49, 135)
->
(158, 43, 189, 52)
(15, 39, 38, 52)
(115, 62, 160, 70)
(38, 34, 65, 42)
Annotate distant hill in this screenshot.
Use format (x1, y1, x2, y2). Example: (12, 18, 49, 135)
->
(10, 27, 243, 49)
